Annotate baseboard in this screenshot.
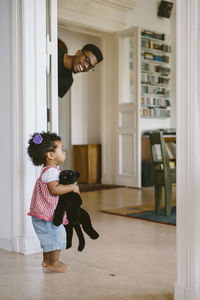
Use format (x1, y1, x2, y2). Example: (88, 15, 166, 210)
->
(13, 236, 42, 254)
(0, 236, 42, 255)
(101, 176, 115, 185)
(175, 283, 200, 300)
(0, 238, 13, 252)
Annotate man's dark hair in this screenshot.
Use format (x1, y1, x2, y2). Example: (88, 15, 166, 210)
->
(82, 44, 103, 63)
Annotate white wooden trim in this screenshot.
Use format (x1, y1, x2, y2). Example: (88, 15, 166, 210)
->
(11, 0, 49, 254)
(175, 0, 200, 298)
(93, 0, 135, 11)
(48, 0, 58, 133)
(11, 0, 23, 252)
(57, 0, 135, 33)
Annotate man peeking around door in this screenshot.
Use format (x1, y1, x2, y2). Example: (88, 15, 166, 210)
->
(58, 40, 103, 98)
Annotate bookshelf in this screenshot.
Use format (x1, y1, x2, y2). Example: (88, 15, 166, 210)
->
(140, 29, 171, 119)
(117, 27, 173, 187)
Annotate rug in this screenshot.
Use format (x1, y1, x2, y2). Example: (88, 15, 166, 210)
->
(101, 205, 176, 225)
(79, 183, 123, 192)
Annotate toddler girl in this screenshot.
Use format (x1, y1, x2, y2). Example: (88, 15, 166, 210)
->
(27, 131, 79, 273)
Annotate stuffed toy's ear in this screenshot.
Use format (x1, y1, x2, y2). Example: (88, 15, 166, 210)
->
(75, 171, 80, 180)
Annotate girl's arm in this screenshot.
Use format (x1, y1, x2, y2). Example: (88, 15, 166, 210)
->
(48, 180, 80, 196)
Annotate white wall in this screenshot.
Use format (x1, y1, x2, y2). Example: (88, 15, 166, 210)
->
(58, 29, 102, 145)
(0, 0, 12, 250)
(126, 0, 171, 33)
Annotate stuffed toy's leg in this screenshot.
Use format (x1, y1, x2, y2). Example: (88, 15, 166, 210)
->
(68, 205, 81, 225)
(74, 224, 85, 252)
(79, 208, 99, 239)
(64, 224, 73, 249)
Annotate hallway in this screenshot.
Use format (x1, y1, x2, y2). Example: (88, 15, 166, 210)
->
(0, 187, 176, 300)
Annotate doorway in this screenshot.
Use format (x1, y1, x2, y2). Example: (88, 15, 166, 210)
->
(57, 28, 102, 170)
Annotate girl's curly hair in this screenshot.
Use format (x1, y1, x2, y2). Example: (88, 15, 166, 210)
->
(27, 131, 61, 166)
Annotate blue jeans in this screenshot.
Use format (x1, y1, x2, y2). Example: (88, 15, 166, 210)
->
(32, 216, 66, 252)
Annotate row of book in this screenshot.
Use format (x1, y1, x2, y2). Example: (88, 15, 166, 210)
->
(141, 85, 169, 96)
(141, 96, 170, 107)
(155, 65, 170, 75)
(141, 74, 169, 85)
(142, 52, 169, 63)
(141, 107, 170, 118)
(141, 39, 171, 53)
(141, 30, 165, 41)
(142, 62, 170, 75)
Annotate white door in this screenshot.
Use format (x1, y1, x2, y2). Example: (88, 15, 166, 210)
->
(46, 0, 58, 132)
(46, 1, 72, 167)
(115, 27, 141, 188)
(11, 0, 58, 254)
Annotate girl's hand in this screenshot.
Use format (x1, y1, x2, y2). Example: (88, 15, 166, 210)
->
(73, 183, 80, 194)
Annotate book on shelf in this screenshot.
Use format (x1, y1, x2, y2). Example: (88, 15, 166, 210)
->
(141, 30, 165, 41)
(157, 76, 169, 84)
(144, 52, 154, 60)
(141, 39, 171, 53)
(142, 62, 155, 72)
(142, 85, 170, 96)
(165, 99, 171, 106)
(141, 107, 170, 118)
(141, 74, 170, 85)
(143, 52, 169, 63)
(141, 62, 170, 75)
(154, 65, 170, 75)
(141, 96, 171, 107)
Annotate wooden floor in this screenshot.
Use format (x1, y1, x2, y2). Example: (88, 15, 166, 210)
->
(0, 186, 176, 300)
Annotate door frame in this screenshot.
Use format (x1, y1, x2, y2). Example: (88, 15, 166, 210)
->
(11, 1, 200, 298)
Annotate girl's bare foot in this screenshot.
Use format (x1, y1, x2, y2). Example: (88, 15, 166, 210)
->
(47, 261, 70, 273)
(42, 261, 48, 268)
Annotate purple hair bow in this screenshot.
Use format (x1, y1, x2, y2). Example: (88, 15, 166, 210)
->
(33, 134, 43, 144)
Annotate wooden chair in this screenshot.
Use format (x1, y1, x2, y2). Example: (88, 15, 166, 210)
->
(149, 131, 176, 216)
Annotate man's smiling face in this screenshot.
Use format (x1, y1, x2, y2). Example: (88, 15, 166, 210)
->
(72, 50, 98, 74)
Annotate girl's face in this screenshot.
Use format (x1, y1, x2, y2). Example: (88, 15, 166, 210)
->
(52, 141, 66, 165)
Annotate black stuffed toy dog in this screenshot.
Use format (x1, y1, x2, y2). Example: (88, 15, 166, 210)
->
(53, 170, 99, 251)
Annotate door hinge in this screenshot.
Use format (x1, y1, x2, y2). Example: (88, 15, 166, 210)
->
(47, 108, 50, 122)
(46, 34, 52, 74)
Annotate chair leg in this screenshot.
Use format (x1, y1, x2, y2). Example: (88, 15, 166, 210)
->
(154, 184, 162, 214)
(165, 184, 172, 216)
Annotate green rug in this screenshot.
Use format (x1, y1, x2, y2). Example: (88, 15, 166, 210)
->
(101, 206, 176, 225)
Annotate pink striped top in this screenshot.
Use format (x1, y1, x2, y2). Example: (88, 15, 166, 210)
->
(27, 166, 68, 225)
